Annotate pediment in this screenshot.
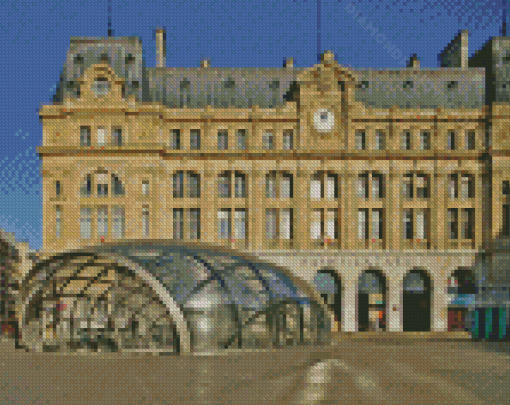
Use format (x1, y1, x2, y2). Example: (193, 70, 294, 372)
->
(297, 61, 357, 93)
(74, 63, 126, 104)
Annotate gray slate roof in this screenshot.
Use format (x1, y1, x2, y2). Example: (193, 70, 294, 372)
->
(53, 36, 488, 109)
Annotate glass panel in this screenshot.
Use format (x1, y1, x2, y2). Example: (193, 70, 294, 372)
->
(371, 209, 382, 239)
(80, 208, 92, 239)
(173, 209, 184, 239)
(265, 209, 277, 239)
(281, 175, 292, 199)
(190, 130, 201, 150)
(218, 210, 231, 239)
(325, 175, 336, 200)
(97, 206, 108, 237)
(358, 210, 367, 239)
(112, 206, 125, 239)
(173, 173, 184, 198)
(237, 130, 246, 150)
(325, 209, 336, 239)
(416, 210, 426, 239)
(234, 210, 246, 240)
(218, 174, 230, 198)
(190, 209, 200, 240)
(189, 173, 200, 198)
(281, 209, 292, 240)
(234, 174, 245, 198)
(266, 174, 276, 198)
(311, 210, 322, 240)
(283, 131, 293, 150)
(97, 128, 106, 146)
(310, 177, 321, 200)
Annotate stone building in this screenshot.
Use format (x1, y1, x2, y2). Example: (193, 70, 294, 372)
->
(36, 28, 510, 334)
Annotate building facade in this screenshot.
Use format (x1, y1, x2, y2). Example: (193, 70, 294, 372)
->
(37, 29, 510, 334)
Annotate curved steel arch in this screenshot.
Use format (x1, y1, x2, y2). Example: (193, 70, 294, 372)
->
(21, 251, 191, 353)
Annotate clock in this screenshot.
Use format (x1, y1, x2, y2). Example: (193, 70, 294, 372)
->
(313, 109, 335, 133)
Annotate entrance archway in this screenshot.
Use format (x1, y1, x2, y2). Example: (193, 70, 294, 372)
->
(357, 270, 387, 332)
(403, 270, 432, 332)
(313, 269, 341, 331)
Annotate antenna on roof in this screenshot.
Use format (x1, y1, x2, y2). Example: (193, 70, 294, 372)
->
(503, 5, 508, 37)
(317, 0, 321, 63)
(108, 0, 114, 37)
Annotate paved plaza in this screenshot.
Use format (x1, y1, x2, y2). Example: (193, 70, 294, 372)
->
(1, 333, 509, 404)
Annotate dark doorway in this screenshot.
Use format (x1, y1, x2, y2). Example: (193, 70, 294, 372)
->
(403, 270, 432, 332)
(358, 270, 387, 332)
(314, 270, 342, 330)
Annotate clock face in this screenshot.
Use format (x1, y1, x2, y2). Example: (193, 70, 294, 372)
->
(313, 109, 335, 133)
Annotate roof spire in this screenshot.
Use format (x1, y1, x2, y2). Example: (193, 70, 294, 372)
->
(502, 7, 507, 37)
(108, 0, 113, 37)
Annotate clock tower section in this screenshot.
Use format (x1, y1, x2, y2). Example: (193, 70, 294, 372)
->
(296, 50, 358, 152)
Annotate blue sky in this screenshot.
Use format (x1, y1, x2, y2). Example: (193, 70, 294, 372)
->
(0, 0, 507, 250)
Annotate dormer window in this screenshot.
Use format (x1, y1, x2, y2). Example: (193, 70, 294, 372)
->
(224, 77, 235, 89)
(100, 53, 109, 63)
(93, 78, 109, 97)
(357, 81, 369, 90)
(269, 80, 280, 90)
(447, 81, 458, 90)
(180, 79, 191, 91)
(403, 80, 414, 89)
(74, 54, 84, 64)
(125, 53, 135, 64)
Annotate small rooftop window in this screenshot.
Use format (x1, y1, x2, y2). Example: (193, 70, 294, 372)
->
(125, 53, 135, 64)
(357, 81, 369, 89)
(447, 81, 458, 89)
(403, 80, 414, 89)
(224, 77, 236, 89)
(180, 79, 191, 90)
(74, 54, 84, 64)
(269, 80, 280, 90)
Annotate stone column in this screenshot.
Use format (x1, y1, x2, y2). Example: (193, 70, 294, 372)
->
(342, 276, 357, 332)
(387, 276, 402, 332)
(432, 275, 448, 331)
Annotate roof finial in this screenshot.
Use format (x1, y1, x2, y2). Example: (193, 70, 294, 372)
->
(502, 7, 507, 37)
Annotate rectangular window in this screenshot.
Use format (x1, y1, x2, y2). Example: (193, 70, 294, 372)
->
(266, 175, 277, 199)
(265, 209, 277, 240)
(503, 204, 510, 237)
(189, 173, 200, 198)
(447, 131, 456, 150)
(311, 210, 322, 240)
(281, 209, 292, 240)
(325, 175, 336, 200)
(218, 209, 231, 240)
(218, 130, 228, 150)
(419, 131, 430, 150)
(355, 131, 366, 150)
(372, 209, 383, 240)
(310, 177, 321, 200)
(97, 206, 108, 238)
(263, 131, 274, 150)
(234, 209, 246, 240)
(97, 183, 108, 197)
(460, 175, 474, 199)
(190, 208, 201, 240)
(234, 174, 246, 198)
(404, 210, 413, 240)
(448, 208, 458, 239)
(142, 207, 150, 237)
(173, 172, 184, 198)
(402, 131, 411, 150)
(283, 130, 293, 150)
(372, 174, 383, 199)
(112, 128, 123, 146)
(97, 128, 106, 146)
(358, 174, 369, 199)
(461, 208, 475, 239)
(55, 180, 61, 196)
(55, 206, 62, 239)
(416, 209, 427, 239)
(171, 129, 181, 150)
(416, 175, 428, 199)
(449, 174, 458, 199)
(218, 175, 230, 198)
(281, 175, 292, 199)
(375, 131, 385, 150)
(142, 180, 149, 196)
(190, 130, 201, 150)
(466, 131, 476, 150)
(503, 180, 510, 195)
(403, 174, 413, 199)
(358, 209, 368, 240)
(80, 127, 91, 146)
(236, 129, 246, 150)
(112, 206, 125, 239)
(325, 209, 337, 240)
(80, 208, 92, 240)
(173, 209, 184, 240)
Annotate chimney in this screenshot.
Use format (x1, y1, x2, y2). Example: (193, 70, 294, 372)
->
(156, 28, 166, 68)
(321, 50, 335, 63)
(407, 54, 420, 69)
(200, 58, 210, 68)
(284, 57, 294, 68)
